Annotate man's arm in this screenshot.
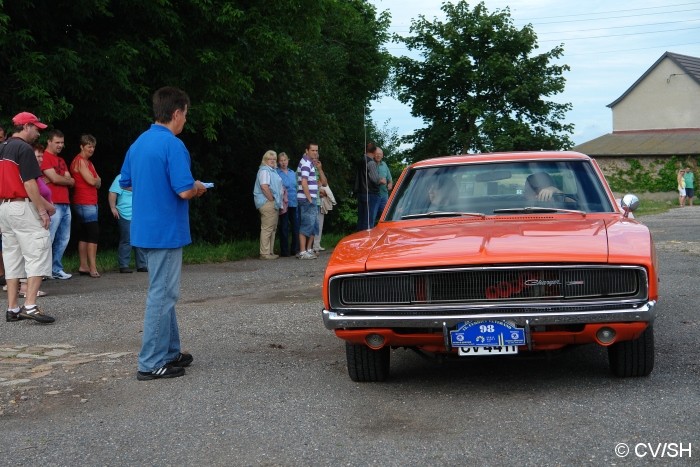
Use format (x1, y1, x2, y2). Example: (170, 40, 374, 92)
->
(315, 160, 328, 187)
(367, 160, 385, 185)
(178, 180, 207, 200)
(301, 178, 311, 202)
(43, 167, 75, 187)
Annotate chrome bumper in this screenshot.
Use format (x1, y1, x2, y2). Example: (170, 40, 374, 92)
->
(322, 301, 656, 330)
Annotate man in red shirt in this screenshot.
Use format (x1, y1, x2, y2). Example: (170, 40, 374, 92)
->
(40, 129, 74, 279)
(0, 125, 5, 287)
(1, 112, 56, 323)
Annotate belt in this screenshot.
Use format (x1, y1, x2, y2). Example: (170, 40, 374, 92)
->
(0, 198, 28, 202)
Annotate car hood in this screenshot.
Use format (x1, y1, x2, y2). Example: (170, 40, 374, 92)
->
(363, 217, 610, 270)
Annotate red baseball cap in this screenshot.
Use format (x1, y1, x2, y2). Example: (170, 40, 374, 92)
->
(12, 112, 48, 129)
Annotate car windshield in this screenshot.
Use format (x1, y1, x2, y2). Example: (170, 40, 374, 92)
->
(385, 160, 615, 221)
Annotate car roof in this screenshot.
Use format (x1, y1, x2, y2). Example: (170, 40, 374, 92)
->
(410, 151, 593, 169)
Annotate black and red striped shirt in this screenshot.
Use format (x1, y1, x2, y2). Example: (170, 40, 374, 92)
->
(0, 137, 42, 198)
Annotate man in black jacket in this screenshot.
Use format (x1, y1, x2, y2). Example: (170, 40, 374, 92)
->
(354, 142, 386, 231)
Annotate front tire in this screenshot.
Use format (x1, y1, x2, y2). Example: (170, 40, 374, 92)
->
(608, 325, 655, 377)
(346, 343, 390, 382)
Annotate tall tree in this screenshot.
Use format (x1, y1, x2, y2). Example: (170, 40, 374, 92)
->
(0, 0, 391, 242)
(393, 0, 574, 161)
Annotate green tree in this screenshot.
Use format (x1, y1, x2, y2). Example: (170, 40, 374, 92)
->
(0, 0, 391, 243)
(393, 0, 574, 162)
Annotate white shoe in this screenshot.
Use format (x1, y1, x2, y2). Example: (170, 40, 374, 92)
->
(52, 270, 72, 280)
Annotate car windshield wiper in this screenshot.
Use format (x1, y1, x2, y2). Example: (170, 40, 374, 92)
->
(493, 207, 586, 216)
(402, 211, 486, 220)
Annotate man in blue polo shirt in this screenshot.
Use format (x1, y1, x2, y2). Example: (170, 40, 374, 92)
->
(120, 87, 207, 381)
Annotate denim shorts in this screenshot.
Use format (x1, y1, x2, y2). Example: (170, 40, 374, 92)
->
(298, 199, 317, 237)
(73, 204, 98, 223)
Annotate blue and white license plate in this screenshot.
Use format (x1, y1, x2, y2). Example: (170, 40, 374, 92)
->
(450, 320, 526, 357)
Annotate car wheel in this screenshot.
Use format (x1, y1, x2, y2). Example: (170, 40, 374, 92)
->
(346, 342, 390, 382)
(608, 325, 654, 377)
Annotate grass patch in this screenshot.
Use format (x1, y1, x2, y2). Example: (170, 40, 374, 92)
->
(59, 231, 354, 272)
(635, 199, 674, 217)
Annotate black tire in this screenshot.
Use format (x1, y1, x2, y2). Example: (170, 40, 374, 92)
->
(346, 342, 390, 382)
(608, 325, 655, 377)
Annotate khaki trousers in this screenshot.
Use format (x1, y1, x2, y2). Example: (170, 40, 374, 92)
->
(259, 201, 279, 256)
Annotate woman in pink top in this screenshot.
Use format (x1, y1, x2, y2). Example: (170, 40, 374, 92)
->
(70, 134, 102, 278)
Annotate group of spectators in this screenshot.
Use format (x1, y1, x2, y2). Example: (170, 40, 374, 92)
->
(253, 140, 396, 259)
(0, 116, 113, 324)
(2, 87, 207, 382)
(253, 141, 394, 260)
(253, 143, 335, 260)
(0, 116, 147, 323)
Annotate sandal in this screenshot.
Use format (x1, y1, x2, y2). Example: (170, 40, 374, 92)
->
(19, 290, 47, 298)
(90, 271, 101, 278)
(78, 270, 91, 276)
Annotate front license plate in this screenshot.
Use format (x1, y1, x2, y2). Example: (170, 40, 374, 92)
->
(450, 320, 526, 353)
(458, 345, 518, 356)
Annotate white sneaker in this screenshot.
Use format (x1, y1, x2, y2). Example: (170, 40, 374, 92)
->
(52, 270, 72, 280)
(298, 250, 317, 260)
(318, 246, 326, 251)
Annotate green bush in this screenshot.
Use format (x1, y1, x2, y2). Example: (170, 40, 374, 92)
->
(606, 156, 698, 193)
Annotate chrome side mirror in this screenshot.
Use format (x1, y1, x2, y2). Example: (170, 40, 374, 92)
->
(620, 194, 639, 218)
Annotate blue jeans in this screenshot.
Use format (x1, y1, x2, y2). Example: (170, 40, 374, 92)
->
(138, 248, 183, 372)
(49, 203, 71, 274)
(73, 204, 98, 222)
(118, 217, 147, 269)
(278, 206, 299, 256)
(376, 194, 389, 224)
(298, 199, 317, 237)
(357, 193, 381, 231)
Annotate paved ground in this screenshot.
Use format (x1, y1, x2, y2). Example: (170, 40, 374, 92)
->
(1, 255, 325, 417)
(1, 207, 698, 465)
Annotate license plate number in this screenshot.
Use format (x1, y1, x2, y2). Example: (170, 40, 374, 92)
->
(458, 345, 518, 356)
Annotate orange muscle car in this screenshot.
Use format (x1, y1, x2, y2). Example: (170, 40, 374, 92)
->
(323, 151, 657, 382)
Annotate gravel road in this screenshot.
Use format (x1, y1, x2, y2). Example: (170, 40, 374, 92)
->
(1, 207, 698, 465)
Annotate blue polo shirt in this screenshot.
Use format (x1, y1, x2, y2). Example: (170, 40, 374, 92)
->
(120, 124, 195, 248)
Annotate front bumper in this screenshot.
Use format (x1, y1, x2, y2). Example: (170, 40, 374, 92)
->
(322, 300, 656, 330)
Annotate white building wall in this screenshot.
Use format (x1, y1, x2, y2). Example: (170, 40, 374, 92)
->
(612, 59, 700, 131)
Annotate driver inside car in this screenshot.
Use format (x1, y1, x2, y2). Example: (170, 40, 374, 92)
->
(524, 172, 564, 202)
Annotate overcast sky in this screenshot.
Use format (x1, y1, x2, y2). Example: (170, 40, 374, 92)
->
(369, 0, 700, 147)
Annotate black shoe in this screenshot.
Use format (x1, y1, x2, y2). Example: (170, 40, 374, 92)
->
(18, 306, 55, 324)
(168, 352, 193, 367)
(136, 365, 185, 381)
(119, 268, 133, 273)
(6, 309, 25, 322)
(137, 267, 148, 272)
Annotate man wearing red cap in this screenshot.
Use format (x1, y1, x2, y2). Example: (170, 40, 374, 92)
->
(0, 112, 57, 323)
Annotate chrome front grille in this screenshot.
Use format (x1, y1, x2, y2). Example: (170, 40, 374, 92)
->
(330, 266, 647, 310)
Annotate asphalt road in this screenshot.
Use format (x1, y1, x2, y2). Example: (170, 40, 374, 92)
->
(1, 208, 698, 466)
